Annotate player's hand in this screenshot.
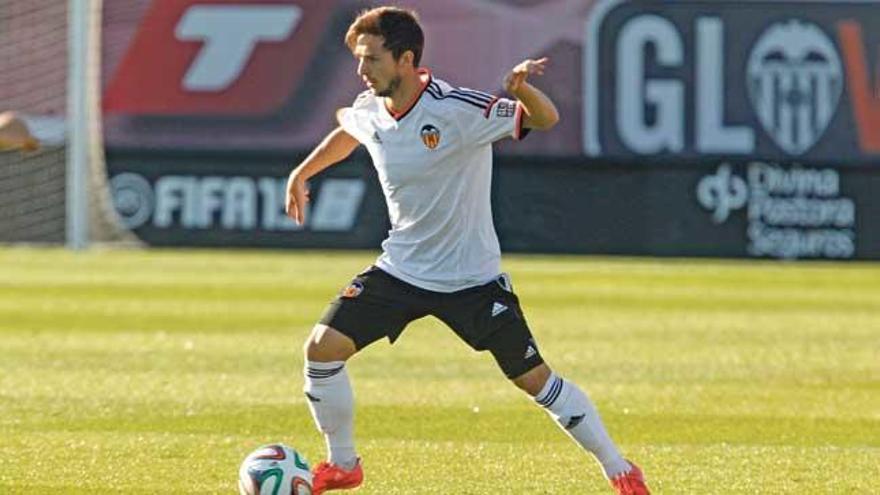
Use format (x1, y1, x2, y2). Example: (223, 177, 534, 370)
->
(0, 111, 40, 152)
(503, 57, 548, 95)
(285, 171, 310, 225)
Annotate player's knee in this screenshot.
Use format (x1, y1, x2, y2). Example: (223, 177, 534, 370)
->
(511, 363, 553, 397)
(303, 324, 357, 362)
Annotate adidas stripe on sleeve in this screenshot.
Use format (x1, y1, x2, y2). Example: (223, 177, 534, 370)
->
(426, 82, 528, 146)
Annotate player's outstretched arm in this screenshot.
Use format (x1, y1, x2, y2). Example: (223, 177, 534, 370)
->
(286, 126, 359, 224)
(503, 57, 559, 131)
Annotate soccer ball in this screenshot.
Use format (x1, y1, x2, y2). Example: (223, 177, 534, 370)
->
(238, 443, 313, 495)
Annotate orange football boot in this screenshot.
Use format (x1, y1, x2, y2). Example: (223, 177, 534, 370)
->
(311, 458, 363, 494)
(610, 461, 650, 495)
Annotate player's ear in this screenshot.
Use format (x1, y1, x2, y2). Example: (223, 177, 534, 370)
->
(398, 50, 415, 69)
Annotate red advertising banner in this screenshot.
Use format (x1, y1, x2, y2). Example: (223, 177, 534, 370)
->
(104, 0, 336, 115)
(100, 0, 596, 154)
(3, 0, 879, 161)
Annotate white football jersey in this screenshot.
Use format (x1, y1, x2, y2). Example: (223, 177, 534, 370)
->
(337, 68, 527, 292)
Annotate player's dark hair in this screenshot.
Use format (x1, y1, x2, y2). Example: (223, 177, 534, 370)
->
(345, 7, 424, 67)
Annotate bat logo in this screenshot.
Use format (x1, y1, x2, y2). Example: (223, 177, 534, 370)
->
(747, 20, 843, 155)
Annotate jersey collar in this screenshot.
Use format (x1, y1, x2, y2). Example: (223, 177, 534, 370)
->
(384, 68, 431, 122)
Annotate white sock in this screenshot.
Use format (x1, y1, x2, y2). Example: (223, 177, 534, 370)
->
(303, 360, 357, 470)
(535, 373, 630, 479)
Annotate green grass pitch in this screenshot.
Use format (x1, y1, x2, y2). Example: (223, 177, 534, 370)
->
(1, 247, 878, 494)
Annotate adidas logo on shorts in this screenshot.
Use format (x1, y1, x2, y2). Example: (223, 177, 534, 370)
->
(491, 302, 508, 317)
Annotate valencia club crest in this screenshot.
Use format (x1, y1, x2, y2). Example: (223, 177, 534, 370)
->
(420, 124, 441, 150)
(342, 281, 364, 298)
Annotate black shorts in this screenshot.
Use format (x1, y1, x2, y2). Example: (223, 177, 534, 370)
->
(319, 266, 544, 379)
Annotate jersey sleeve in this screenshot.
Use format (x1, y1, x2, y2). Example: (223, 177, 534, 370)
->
(456, 96, 530, 147)
(336, 91, 373, 144)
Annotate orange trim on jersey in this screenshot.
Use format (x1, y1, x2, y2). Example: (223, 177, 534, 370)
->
(385, 68, 431, 121)
(514, 102, 525, 140)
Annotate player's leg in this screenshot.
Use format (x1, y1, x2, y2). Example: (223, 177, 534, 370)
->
(303, 324, 359, 471)
(436, 274, 648, 493)
(305, 324, 358, 361)
(511, 363, 631, 476)
(303, 266, 425, 493)
(505, 346, 649, 494)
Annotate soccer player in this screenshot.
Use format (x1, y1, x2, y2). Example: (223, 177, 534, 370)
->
(286, 7, 650, 495)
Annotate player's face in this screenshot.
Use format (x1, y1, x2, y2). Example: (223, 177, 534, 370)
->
(353, 34, 403, 97)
